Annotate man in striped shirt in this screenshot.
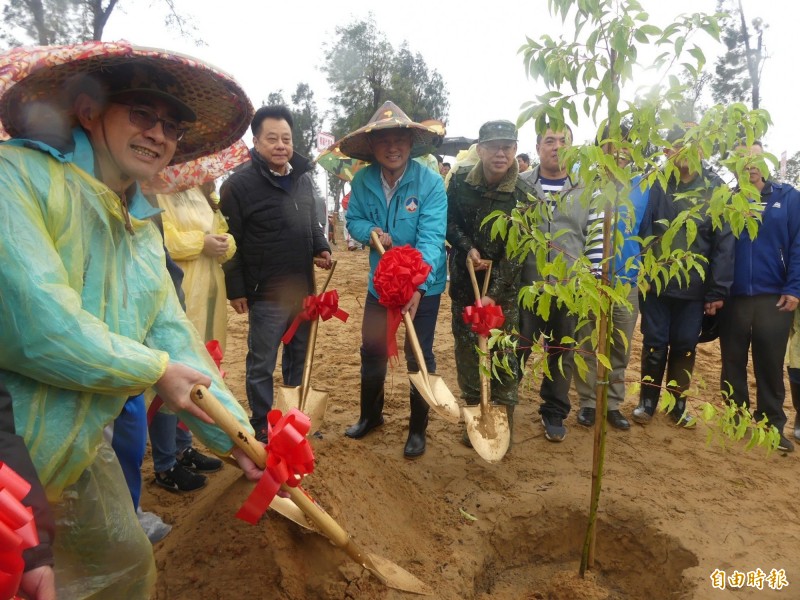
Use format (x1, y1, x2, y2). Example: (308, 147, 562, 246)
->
(518, 125, 596, 442)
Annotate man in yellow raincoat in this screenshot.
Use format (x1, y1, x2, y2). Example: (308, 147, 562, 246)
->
(0, 43, 262, 599)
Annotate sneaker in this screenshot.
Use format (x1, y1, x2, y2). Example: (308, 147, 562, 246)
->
(577, 407, 595, 427)
(777, 435, 795, 453)
(542, 415, 567, 442)
(136, 508, 172, 543)
(178, 447, 222, 473)
(607, 410, 631, 431)
(154, 464, 207, 493)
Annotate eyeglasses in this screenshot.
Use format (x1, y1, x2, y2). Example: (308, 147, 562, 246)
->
(481, 142, 516, 154)
(113, 102, 188, 142)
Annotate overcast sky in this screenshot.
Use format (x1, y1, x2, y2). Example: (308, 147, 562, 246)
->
(102, 0, 797, 160)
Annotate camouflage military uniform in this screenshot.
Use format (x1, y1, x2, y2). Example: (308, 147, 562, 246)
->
(446, 160, 530, 406)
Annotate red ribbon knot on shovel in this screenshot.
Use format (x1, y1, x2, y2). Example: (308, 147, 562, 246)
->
(235, 408, 316, 524)
(0, 462, 39, 600)
(281, 290, 349, 345)
(373, 245, 431, 359)
(462, 303, 505, 337)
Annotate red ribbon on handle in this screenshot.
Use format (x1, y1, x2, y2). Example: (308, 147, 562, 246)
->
(281, 290, 349, 345)
(373, 245, 432, 358)
(235, 408, 315, 524)
(0, 462, 39, 600)
(462, 303, 506, 337)
(148, 340, 226, 430)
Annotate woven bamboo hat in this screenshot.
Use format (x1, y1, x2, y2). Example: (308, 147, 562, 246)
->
(0, 41, 253, 164)
(337, 101, 443, 162)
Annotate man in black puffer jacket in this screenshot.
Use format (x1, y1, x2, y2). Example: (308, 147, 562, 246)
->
(221, 105, 332, 439)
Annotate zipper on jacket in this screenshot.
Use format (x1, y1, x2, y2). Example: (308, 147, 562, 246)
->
(780, 247, 787, 274)
(384, 195, 401, 233)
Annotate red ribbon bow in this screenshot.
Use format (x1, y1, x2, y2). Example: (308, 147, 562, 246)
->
(462, 303, 505, 337)
(0, 462, 39, 600)
(235, 408, 316, 524)
(373, 245, 432, 358)
(281, 290, 349, 345)
(147, 340, 226, 430)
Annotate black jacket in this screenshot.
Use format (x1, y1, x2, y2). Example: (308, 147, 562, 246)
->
(640, 166, 734, 302)
(221, 150, 330, 303)
(0, 380, 55, 572)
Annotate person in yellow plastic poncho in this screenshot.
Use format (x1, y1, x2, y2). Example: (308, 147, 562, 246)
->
(149, 182, 235, 493)
(157, 182, 236, 352)
(0, 43, 263, 600)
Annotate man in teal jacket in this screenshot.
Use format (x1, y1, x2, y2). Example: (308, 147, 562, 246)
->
(339, 101, 447, 458)
(0, 43, 261, 598)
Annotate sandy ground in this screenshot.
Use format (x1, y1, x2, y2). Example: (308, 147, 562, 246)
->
(145, 225, 800, 600)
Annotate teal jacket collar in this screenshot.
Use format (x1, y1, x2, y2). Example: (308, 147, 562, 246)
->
(2, 128, 162, 220)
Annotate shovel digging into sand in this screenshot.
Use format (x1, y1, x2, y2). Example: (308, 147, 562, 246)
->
(369, 231, 460, 424)
(462, 259, 511, 463)
(275, 261, 339, 432)
(191, 384, 434, 596)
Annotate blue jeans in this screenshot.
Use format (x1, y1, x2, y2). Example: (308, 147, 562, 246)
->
(149, 411, 193, 473)
(361, 292, 440, 379)
(246, 299, 310, 428)
(106, 393, 147, 508)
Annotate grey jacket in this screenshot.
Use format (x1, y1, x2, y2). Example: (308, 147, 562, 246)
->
(519, 166, 592, 283)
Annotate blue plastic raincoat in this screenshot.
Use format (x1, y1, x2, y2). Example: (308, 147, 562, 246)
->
(0, 128, 252, 500)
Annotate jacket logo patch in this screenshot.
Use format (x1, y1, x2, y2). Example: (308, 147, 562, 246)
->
(405, 196, 419, 213)
(773, 202, 781, 208)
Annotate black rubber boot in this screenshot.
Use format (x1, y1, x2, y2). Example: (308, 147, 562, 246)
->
(344, 378, 385, 439)
(403, 386, 429, 458)
(788, 368, 800, 441)
(666, 348, 697, 427)
(633, 346, 668, 424)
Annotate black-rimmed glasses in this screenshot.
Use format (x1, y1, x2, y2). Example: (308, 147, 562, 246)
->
(113, 102, 188, 142)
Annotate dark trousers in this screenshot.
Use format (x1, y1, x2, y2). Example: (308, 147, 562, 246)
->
(719, 294, 792, 431)
(640, 294, 704, 351)
(518, 300, 576, 419)
(361, 292, 439, 379)
(246, 299, 310, 427)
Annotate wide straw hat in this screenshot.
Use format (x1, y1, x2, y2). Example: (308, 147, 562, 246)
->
(337, 101, 443, 162)
(0, 41, 253, 164)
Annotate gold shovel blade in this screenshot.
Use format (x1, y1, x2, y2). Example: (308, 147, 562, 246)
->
(408, 372, 461, 423)
(269, 495, 316, 531)
(462, 404, 511, 464)
(299, 386, 329, 433)
(275, 384, 302, 416)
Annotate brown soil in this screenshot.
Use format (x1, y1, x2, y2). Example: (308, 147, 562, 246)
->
(146, 228, 800, 600)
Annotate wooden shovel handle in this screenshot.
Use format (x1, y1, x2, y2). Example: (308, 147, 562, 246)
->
(466, 257, 493, 304)
(301, 260, 338, 401)
(190, 385, 352, 548)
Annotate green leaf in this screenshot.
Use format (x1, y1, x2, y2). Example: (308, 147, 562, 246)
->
(459, 508, 478, 522)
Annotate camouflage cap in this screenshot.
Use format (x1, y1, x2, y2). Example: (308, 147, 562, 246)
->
(478, 120, 518, 143)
